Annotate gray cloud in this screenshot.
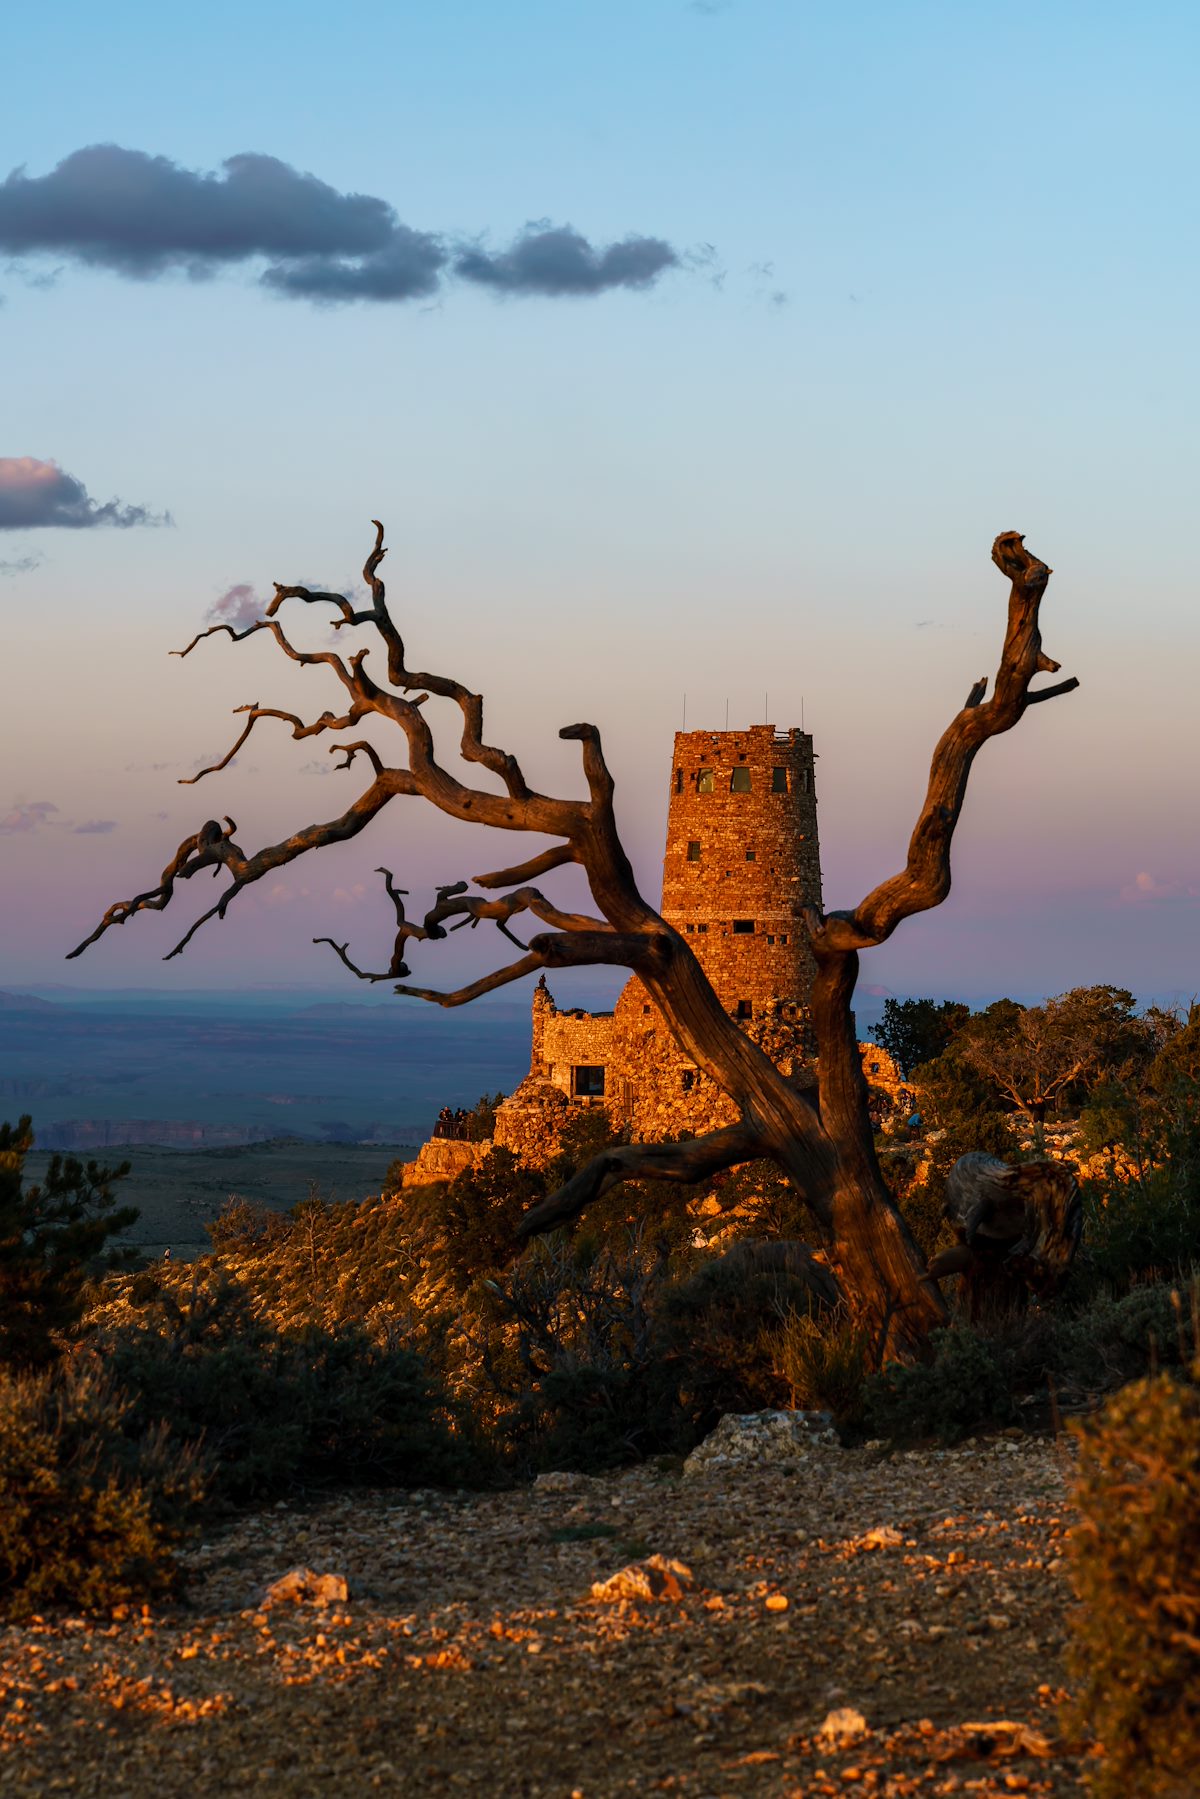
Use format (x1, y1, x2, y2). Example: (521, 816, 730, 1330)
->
(73, 819, 117, 835)
(455, 224, 678, 296)
(0, 457, 167, 530)
(261, 228, 445, 302)
(0, 145, 682, 306)
(0, 551, 40, 575)
(0, 145, 395, 276)
(0, 800, 58, 834)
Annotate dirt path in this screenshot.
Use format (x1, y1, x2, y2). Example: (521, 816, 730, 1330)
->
(0, 1434, 1091, 1796)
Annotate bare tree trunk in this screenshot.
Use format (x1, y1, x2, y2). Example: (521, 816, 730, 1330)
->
(70, 523, 1077, 1361)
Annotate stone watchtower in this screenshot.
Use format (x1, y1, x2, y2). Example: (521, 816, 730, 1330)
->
(659, 725, 822, 1017)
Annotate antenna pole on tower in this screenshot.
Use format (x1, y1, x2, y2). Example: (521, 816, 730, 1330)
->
(725, 698, 729, 730)
(682, 693, 687, 730)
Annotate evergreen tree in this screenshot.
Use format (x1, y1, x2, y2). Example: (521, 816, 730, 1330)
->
(0, 1117, 139, 1368)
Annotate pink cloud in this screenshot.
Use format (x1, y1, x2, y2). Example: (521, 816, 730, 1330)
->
(0, 800, 58, 834)
(207, 582, 263, 631)
(1119, 870, 1200, 905)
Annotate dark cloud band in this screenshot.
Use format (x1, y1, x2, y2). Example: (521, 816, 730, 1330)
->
(0, 457, 167, 531)
(0, 145, 682, 305)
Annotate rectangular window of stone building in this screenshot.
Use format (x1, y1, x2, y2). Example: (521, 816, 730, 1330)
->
(771, 766, 789, 793)
(681, 1070, 695, 1092)
(674, 767, 683, 793)
(745, 850, 756, 861)
(800, 768, 811, 792)
(572, 1065, 606, 1097)
(730, 767, 752, 793)
(736, 1000, 753, 1019)
(698, 768, 714, 792)
(732, 919, 755, 934)
(686, 840, 701, 861)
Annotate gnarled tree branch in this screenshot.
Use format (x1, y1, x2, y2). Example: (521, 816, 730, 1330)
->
(517, 1121, 767, 1238)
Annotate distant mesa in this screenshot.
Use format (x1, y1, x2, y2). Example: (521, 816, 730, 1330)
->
(0, 990, 55, 1011)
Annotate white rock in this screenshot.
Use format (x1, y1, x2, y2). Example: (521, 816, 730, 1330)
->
(682, 1410, 838, 1478)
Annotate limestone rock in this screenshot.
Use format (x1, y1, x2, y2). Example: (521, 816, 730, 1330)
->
(816, 1706, 870, 1748)
(533, 1470, 590, 1495)
(261, 1567, 349, 1608)
(682, 1409, 837, 1477)
(590, 1555, 693, 1604)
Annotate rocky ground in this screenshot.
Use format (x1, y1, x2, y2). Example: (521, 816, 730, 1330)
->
(0, 1426, 1093, 1797)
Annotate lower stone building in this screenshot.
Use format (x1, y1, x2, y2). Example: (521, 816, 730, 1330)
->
(399, 724, 908, 1184)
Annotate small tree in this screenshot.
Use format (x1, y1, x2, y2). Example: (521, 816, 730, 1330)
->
(0, 1117, 139, 1368)
(871, 996, 969, 1080)
(69, 527, 1078, 1359)
(957, 986, 1165, 1142)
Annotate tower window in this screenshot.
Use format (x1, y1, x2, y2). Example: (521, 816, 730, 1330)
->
(730, 767, 752, 793)
(697, 923, 709, 934)
(681, 1070, 695, 1092)
(674, 767, 683, 793)
(767, 934, 775, 944)
(572, 1065, 606, 1097)
(732, 919, 754, 934)
(686, 840, 701, 862)
(800, 768, 811, 792)
(771, 766, 789, 793)
(736, 1000, 753, 1020)
(745, 850, 756, 862)
(781, 933, 789, 944)
(698, 768, 714, 793)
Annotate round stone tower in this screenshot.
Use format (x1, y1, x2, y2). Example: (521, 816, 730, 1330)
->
(658, 724, 822, 1016)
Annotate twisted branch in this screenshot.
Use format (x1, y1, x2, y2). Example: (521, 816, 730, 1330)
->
(517, 1121, 767, 1238)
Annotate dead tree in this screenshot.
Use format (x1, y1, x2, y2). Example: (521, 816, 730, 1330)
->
(70, 523, 1078, 1358)
(927, 1151, 1082, 1321)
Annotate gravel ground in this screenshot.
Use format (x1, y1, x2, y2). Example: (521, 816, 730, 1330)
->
(0, 1433, 1092, 1797)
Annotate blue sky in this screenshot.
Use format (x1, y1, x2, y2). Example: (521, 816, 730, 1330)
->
(3, 0, 1199, 1003)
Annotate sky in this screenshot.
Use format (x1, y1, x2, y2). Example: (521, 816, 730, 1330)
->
(2, 0, 1199, 1008)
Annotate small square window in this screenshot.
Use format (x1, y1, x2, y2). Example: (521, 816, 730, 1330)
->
(686, 923, 695, 933)
(781, 933, 789, 944)
(745, 850, 756, 862)
(730, 767, 752, 793)
(732, 919, 754, 935)
(736, 999, 753, 1020)
(686, 840, 701, 862)
(771, 766, 789, 793)
(766, 934, 775, 945)
(697, 923, 708, 934)
(573, 1064, 606, 1097)
(698, 768, 714, 793)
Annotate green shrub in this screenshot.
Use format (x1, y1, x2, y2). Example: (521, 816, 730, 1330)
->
(0, 1357, 204, 1618)
(861, 1325, 1015, 1444)
(657, 1248, 828, 1423)
(1067, 1358, 1200, 1796)
(101, 1271, 486, 1502)
(205, 1196, 293, 1255)
(774, 1308, 871, 1421)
